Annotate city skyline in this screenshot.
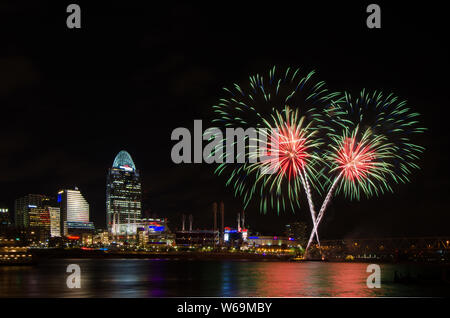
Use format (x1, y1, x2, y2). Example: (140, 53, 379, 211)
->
(0, 2, 449, 303)
(0, 2, 448, 239)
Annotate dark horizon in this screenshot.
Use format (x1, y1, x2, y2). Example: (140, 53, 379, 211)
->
(0, 1, 449, 238)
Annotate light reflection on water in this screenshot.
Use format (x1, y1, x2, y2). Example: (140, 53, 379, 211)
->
(0, 259, 448, 297)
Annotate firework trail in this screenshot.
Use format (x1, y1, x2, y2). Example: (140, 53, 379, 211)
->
(305, 90, 426, 254)
(247, 106, 323, 242)
(306, 127, 394, 252)
(211, 67, 338, 239)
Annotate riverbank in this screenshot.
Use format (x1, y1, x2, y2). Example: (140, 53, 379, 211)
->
(28, 248, 450, 265)
(31, 248, 293, 261)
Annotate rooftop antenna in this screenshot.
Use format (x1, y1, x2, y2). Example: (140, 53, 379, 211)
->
(237, 212, 241, 232)
(220, 201, 224, 245)
(213, 202, 218, 247)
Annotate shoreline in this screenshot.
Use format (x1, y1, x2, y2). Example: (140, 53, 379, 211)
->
(32, 249, 292, 261)
(28, 249, 450, 265)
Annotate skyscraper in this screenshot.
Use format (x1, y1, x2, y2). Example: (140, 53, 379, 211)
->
(14, 194, 49, 228)
(59, 188, 93, 236)
(106, 150, 142, 235)
(29, 207, 51, 240)
(49, 207, 61, 237)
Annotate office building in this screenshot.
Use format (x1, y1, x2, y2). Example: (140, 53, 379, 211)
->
(29, 207, 51, 241)
(14, 194, 50, 228)
(106, 150, 142, 235)
(49, 207, 61, 237)
(58, 188, 94, 236)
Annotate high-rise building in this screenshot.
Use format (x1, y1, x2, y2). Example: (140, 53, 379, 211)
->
(14, 194, 50, 228)
(284, 222, 308, 247)
(59, 188, 93, 236)
(29, 207, 51, 241)
(14, 195, 58, 242)
(49, 207, 61, 237)
(106, 150, 142, 235)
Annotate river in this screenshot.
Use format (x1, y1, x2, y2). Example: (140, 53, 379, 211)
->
(0, 259, 449, 297)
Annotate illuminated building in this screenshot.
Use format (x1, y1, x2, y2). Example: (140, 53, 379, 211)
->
(59, 188, 94, 236)
(135, 218, 172, 246)
(13, 195, 58, 242)
(222, 226, 248, 247)
(14, 194, 49, 228)
(29, 207, 51, 241)
(246, 236, 296, 248)
(137, 228, 148, 246)
(0, 205, 10, 230)
(106, 150, 142, 235)
(82, 233, 93, 246)
(138, 218, 166, 234)
(284, 222, 308, 247)
(49, 207, 61, 237)
(29, 207, 50, 228)
(93, 230, 110, 245)
(65, 221, 95, 234)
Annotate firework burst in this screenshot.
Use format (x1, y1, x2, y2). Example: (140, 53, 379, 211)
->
(305, 90, 426, 254)
(245, 106, 323, 214)
(211, 66, 338, 215)
(323, 89, 426, 195)
(256, 107, 317, 180)
(326, 126, 395, 200)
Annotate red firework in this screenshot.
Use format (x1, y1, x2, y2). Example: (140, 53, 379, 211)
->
(335, 136, 377, 182)
(261, 108, 312, 180)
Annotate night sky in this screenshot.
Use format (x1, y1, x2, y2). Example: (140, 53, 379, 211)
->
(0, 1, 448, 238)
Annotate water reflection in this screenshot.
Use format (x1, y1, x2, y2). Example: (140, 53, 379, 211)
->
(327, 263, 372, 297)
(0, 259, 448, 297)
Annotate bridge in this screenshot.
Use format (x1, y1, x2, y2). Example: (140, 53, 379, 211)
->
(309, 236, 450, 261)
